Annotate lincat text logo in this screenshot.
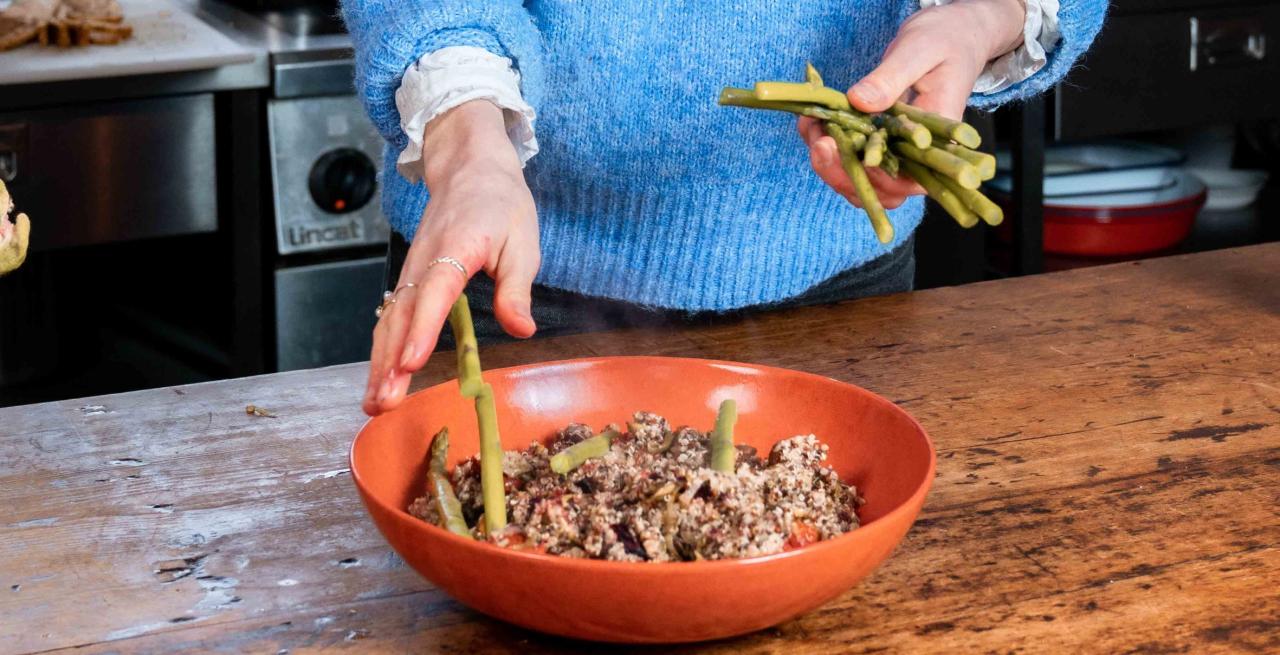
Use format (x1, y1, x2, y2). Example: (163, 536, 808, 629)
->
(287, 220, 363, 247)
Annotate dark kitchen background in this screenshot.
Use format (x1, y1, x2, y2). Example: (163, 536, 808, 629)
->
(1, 0, 1277, 407)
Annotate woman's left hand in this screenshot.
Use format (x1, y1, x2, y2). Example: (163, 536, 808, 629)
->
(800, 0, 1026, 209)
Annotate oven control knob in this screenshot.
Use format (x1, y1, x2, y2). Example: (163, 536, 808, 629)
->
(309, 148, 376, 214)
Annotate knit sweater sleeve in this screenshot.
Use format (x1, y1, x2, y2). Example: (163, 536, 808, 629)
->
(339, 0, 545, 148)
(968, 0, 1108, 109)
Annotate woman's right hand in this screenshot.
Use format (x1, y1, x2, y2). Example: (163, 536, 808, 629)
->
(363, 100, 541, 417)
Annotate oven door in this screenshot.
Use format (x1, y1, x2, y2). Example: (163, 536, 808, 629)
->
(274, 256, 383, 371)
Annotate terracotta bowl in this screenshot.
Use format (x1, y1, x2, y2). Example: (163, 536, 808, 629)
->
(350, 356, 935, 643)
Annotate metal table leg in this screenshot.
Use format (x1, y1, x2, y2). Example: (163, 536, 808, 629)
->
(222, 89, 269, 375)
(1011, 96, 1045, 275)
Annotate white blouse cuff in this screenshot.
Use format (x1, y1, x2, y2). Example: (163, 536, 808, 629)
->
(394, 46, 539, 183)
(920, 0, 1061, 95)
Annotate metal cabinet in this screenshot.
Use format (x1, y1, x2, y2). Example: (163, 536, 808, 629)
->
(1056, 4, 1277, 139)
(0, 94, 219, 251)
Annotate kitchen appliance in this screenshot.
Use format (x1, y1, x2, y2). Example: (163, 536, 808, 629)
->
(263, 41, 389, 371)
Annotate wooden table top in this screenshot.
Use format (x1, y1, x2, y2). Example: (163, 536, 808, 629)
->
(2, 244, 1278, 654)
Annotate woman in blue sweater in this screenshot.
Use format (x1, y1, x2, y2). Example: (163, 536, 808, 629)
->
(344, 0, 1108, 415)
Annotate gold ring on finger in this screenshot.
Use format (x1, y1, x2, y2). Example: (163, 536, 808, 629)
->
(426, 256, 467, 278)
(374, 282, 417, 318)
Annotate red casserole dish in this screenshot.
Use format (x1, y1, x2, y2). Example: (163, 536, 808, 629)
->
(995, 169, 1207, 257)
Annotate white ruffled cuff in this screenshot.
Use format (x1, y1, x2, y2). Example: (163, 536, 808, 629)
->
(920, 0, 1061, 95)
(394, 46, 539, 183)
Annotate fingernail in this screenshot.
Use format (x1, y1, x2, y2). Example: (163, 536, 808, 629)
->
(376, 377, 393, 403)
(851, 82, 881, 106)
(399, 343, 416, 369)
(816, 147, 832, 168)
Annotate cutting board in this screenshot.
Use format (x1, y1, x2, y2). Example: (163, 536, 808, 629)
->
(0, 0, 257, 85)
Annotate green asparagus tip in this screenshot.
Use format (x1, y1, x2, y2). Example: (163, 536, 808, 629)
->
(710, 399, 738, 473)
(805, 62, 824, 87)
(550, 428, 618, 475)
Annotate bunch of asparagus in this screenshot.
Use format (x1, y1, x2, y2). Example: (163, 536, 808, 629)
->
(719, 64, 1001, 244)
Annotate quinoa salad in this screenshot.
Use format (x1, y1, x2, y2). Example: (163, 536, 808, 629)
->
(409, 411, 863, 562)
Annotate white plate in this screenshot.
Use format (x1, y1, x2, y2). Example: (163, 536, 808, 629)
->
(991, 142, 1186, 197)
(988, 166, 1178, 197)
(1043, 169, 1205, 209)
(1186, 168, 1269, 211)
(996, 142, 1185, 174)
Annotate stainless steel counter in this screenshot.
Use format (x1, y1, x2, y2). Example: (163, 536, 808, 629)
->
(0, 0, 356, 110)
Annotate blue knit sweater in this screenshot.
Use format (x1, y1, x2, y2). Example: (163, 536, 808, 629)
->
(341, 0, 1107, 311)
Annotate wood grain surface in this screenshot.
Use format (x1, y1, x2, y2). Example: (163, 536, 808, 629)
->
(2, 245, 1277, 654)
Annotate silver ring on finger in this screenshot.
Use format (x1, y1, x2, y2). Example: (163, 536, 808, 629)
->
(426, 256, 467, 278)
(374, 282, 417, 319)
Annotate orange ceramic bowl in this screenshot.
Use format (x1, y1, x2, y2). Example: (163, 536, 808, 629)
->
(350, 356, 935, 643)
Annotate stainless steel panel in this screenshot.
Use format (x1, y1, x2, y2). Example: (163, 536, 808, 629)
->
(274, 256, 383, 371)
(272, 50, 356, 98)
(268, 95, 388, 254)
(0, 94, 219, 251)
(1056, 8, 1280, 139)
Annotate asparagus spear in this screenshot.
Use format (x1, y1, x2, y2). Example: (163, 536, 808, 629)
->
(892, 141, 981, 190)
(447, 295, 507, 534)
(709, 399, 738, 473)
(899, 159, 980, 229)
(828, 124, 894, 244)
(941, 143, 997, 181)
(847, 130, 868, 152)
(863, 129, 887, 168)
(890, 102, 981, 149)
(879, 114, 932, 149)
(753, 81, 853, 112)
(549, 427, 620, 475)
(804, 61, 824, 87)
(935, 172, 1004, 226)
(881, 149, 901, 178)
(718, 88, 876, 134)
(427, 427, 473, 538)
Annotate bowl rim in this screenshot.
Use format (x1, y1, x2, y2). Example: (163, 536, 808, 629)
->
(349, 355, 937, 572)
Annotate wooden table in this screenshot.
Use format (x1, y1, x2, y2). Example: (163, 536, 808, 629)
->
(3, 245, 1278, 654)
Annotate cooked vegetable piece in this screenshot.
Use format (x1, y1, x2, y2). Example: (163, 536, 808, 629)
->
(890, 101, 981, 148)
(753, 81, 852, 112)
(878, 113, 931, 149)
(710, 399, 738, 473)
(785, 521, 820, 550)
(881, 149, 901, 178)
(804, 61, 823, 87)
(0, 179, 31, 276)
(447, 295, 506, 533)
(550, 427, 620, 474)
(892, 141, 980, 190)
(427, 427, 473, 538)
(718, 88, 876, 134)
(941, 143, 997, 181)
(829, 124, 894, 244)
(863, 129, 887, 167)
(899, 159, 979, 228)
(647, 429, 677, 454)
(935, 171, 1004, 226)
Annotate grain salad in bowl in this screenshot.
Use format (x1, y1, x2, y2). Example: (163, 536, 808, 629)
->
(348, 293, 935, 642)
(409, 410, 864, 561)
